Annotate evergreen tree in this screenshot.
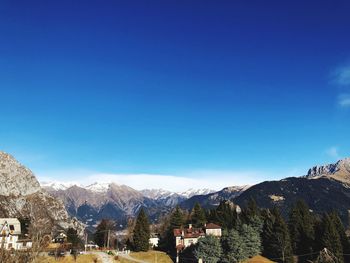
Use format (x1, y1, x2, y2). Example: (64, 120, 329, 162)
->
(240, 224, 261, 258)
(263, 208, 293, 263)
(158, 206, 185, 256)
(288, 200, 315, 262)
(319, 214, 343, 263)
(329, 211, 350, 262)
(133, 208, 150, 252)
(194, 235, 222, 263)
(215, 200, 239, 230)
(94, 219, 116, 248)
(241, 198, 263, 235)
(67, 228, 80, 247)
(261, 209, 275, 259)
(169, 205, 185, 229)
(191, 203, 207, 228)
(221, 229, 247, 263)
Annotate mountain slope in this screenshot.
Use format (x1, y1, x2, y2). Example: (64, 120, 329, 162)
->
(44, 182, 166, 228)
(0, 152, 82, 234)
(234, 158, 350, 224)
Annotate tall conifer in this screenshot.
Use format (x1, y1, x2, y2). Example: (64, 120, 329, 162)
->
(133, 208, 150, 252)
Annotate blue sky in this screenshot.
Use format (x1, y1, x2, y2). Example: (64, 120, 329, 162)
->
(1, 1, 350, 190)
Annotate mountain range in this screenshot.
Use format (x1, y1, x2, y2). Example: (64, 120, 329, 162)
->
(41, 181, 216, 228)
(3, 149, 350, 232)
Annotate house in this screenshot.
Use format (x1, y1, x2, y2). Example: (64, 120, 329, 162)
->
(174, 224, 205, 251)
(0, 218, 21, 250)
(173, 223, 222, 252)
(84, 241, 99, 251)
(16, 238, 33, 250)
(149, 233, 160, 248)
(53, 232, 67, 244)
(204, 223, 222, 237)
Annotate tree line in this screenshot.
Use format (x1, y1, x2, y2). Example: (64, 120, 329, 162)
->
(156, 199, 350, 263)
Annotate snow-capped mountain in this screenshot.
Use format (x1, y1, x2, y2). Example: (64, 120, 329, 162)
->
(141, 188, 215, 199)
(41, 181, 82, 191)
(85, 182, 110, 193)
(178, 188, 215, 198)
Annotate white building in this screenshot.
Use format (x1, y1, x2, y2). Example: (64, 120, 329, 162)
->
(0, 218, 21, 250)
(204, 223, 222, 237)
(0, 218, 32, 250)
(149, 233, 160, 248)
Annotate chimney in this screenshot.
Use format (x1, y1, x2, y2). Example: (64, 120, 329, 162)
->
(189, 224, 192, 229)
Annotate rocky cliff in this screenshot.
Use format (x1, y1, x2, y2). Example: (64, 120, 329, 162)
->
(0, 151, 83, 234)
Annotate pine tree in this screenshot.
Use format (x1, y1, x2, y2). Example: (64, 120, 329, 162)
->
(319, 213, 343, 263)
(215, 200, 239, 230)
(133, 208, 150, 252)
(194, 235, 222, 263)
(158, 206, 185, 256)
(261, 209, 275, 260)
(240, 224, 261, 258)
(329, 211, 350, 262)
(221, 229, 247, 263)
(191, 202, 207, 228)
(265, 208, 293, 263)
(67, 228, 80, 247)
(288, 200, 315, 262)
(169, 205, 185, 229)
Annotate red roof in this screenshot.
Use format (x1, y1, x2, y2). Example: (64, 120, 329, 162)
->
(173, 227, 205, 238)
(205, 223, 221, 229)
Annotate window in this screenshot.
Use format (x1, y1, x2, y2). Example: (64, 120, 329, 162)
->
(9, 225, 14, 231)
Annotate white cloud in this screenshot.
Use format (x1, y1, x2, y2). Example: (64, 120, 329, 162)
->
(333, 66, 350, 86)
(36, 169, 271, 192)
(338, 94, 350, 107)
(326, 146, 340, 159)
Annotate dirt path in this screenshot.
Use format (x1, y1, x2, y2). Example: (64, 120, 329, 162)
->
(89, 251, 115, 263)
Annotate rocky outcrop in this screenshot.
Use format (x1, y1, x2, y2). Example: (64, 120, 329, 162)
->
(306, 158, 350, 184)
(0, 152, 41, 196)
(0, 151, 84, 235)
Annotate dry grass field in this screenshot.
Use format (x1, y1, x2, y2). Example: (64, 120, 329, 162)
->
(243, 255, 275, 263)
(35, 254, 101, 263)
(127, 251, 172, 263)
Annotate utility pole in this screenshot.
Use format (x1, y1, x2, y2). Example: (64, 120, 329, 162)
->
(84, 231, 87, 253)
(107, 229, 110, 249)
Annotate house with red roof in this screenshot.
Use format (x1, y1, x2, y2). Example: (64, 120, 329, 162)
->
(173, 223, 221, 252)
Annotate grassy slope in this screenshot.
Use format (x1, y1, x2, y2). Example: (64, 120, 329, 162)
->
(128, 251, 172, 263)
(35, 254, 100, 263)
(243, 255, 275, 263)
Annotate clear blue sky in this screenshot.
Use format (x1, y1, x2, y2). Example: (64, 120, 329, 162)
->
(1, 1, 350, 189)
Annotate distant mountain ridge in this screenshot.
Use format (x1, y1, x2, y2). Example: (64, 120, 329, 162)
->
(180, 185, 250, 210)
(41, 182, 233, 228)
(234, 157, 350, 224)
